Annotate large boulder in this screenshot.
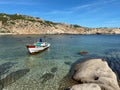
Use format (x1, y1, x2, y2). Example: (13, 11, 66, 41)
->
(70, 83, 101, 90)
(72, 59, 120, 90)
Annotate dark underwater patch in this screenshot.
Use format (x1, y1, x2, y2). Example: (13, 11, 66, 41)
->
(64, 62, 72, 66)
(51, 67, 58, 73)
(58, 74, 79, 90)
(104, 48, 120, 80)
(0, 62, 17, 76)
(40, 73, 54, 84)
(1, 69, 30, 87)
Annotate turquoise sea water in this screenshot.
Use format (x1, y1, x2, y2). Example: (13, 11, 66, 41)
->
(0, 34, 120, 90)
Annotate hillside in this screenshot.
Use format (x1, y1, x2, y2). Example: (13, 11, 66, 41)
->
(0, 13, 120, 34)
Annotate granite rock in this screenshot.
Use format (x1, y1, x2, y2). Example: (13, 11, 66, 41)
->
(72, 59, 120, 90)
(70, 83, 101, 90)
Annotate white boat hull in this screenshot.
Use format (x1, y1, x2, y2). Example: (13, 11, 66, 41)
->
(26, 43, 50, 54)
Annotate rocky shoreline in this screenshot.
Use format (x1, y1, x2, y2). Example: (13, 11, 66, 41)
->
(0, 33, 17, 35)
(66, 59, 120, 90)
(0, 13, 120, 35)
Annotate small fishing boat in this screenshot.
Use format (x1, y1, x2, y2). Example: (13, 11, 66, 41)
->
(26, 39, 50, 54)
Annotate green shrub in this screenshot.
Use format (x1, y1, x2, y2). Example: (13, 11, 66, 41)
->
(73, 24, 82, 28)
(45, 20, 58, 26)
(0, 17, 8, 24)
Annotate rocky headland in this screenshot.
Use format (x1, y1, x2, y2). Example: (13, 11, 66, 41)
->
(69, 59, 120, 90)
(0, 13, 120, 35)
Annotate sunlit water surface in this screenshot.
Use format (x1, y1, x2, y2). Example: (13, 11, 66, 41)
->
(0, 34, 120, 90)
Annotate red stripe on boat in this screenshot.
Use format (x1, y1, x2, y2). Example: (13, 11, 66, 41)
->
(26, 45, 35, 48)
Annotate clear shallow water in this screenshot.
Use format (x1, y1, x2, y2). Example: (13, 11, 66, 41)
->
(0, 34, 120, 90)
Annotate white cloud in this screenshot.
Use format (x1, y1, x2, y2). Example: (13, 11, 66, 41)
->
(25, 0, 117, 17)
(48, 10, 73, 14)
(44, 4, 92, 15)
(44, 0, 115, 14)
(71, 0, 116, 12)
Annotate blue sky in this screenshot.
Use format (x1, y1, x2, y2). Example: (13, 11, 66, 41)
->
(0, 0, 120, 27)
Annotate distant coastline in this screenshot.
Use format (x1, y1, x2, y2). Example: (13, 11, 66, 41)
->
(0, 33, 17, 35)
(0, 32, 120, 35)
(0, 13, 120, 35)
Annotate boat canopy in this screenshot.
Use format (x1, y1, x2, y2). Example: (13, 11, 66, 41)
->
(35, 42, 42, 46)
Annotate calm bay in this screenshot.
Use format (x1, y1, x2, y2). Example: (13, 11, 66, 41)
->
(0, 34, 120, 90)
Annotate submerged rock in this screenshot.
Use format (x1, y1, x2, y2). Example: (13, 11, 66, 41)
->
(0, 80, 3, 90)
(40, 73, 54, 84)
(58, 74, 79, 90)
(51, 67, 58, 73)
(0, 62, 17, 76)
(103, 48, 120, 80)
(71, 58, 120, 90)
(1, 69, 30, 87)
(64, 62, 72, 66)
(78, 51, 88, 55)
